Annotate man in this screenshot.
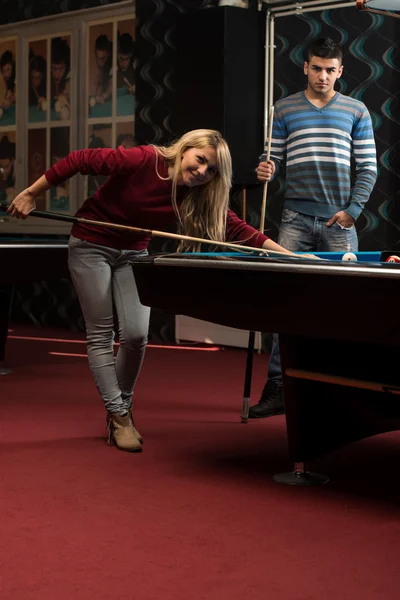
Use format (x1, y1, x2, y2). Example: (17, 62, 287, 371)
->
(117, 33, 135, 93)
(249, 37, 377, 419)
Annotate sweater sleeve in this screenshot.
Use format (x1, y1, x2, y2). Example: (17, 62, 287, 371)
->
(260, 104, 287, 179)
(45, 146, 146, 186)
(226, 209, 269, 249)
(347, 107, 377, 220)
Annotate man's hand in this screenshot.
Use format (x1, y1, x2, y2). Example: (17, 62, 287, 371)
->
(326, 210, 355, 229)
(7, 190, 36, 219)
(256, 160, 275, 183)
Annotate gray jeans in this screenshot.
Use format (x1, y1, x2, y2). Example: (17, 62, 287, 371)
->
(68, 236, 150, 415)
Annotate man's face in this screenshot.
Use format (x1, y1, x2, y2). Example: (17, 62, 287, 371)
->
(118, 53, 132, 73)
(304, 56, 343, 96)
(95, 49, 109, 69)
(51, 62, 66, 83)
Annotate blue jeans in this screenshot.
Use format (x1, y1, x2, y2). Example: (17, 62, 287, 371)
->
(266, 209, 358, 387)
(68, 236, 150, 415)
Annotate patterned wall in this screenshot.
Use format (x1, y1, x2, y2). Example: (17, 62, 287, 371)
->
(135, 0, 213, 147)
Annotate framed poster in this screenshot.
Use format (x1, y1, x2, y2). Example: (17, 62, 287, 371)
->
(0, 38, 16, 127)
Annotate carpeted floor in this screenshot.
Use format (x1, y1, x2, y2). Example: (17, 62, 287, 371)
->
(1, 326, 400, 599)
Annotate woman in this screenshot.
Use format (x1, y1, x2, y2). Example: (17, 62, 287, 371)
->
(8, 129, 294, 453)
(0, 50, 16, 111)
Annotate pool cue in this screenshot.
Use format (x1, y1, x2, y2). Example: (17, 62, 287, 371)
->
(259, 105, 274, 235)
(242, 186, 246, 221)
(123, 77, 135, 93)
(241, 105, 275, 423)
(0, 203, 303, 258)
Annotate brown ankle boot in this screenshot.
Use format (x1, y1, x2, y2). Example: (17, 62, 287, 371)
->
(106, 413, 142, 452)
(129, 409, 143, 444)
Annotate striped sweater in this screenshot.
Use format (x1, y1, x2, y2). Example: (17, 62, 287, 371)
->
(265, 91, 377, 220)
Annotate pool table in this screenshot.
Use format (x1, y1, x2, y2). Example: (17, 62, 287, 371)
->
(0, 237, 69, 367)
(131, 250, 400, 484)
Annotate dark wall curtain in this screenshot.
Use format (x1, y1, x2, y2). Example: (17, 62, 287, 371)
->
(135, 0, 212, 146)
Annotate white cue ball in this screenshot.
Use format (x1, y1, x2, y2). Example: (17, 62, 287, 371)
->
(342, 252, 357, 261)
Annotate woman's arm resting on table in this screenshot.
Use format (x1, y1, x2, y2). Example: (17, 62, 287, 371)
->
(262, 238, 294, 255)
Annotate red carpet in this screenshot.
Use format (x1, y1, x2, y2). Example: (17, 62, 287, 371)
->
(1, 326, 400, 599)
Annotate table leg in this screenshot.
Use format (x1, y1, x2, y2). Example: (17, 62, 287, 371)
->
(0, 285, 13, 375)
(241, 330, 255, 423)
(273, 334, 329, 485)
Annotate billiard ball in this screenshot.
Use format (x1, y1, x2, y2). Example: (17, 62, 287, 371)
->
(342, 252, 357, 261)
(386, 255, 400, 263)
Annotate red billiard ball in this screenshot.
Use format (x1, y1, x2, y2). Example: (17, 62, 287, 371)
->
(386, 255, 400, 263)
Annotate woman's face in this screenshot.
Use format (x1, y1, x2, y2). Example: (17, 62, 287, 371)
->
(0, 157, 14, 179)
(31, 69, 43, 89)
(179, 145, 218, 187)
(1, 63, 13, 82)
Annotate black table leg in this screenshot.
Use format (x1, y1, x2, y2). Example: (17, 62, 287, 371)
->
(273, 462, 329, 486)
(241, 330, 255, 423)
(0, 285, 14, 374)
(272, 334, 329, 485)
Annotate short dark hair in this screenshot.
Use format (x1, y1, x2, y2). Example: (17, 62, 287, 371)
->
(95, 35, 110, 53)
(0, 135, 15, 160)
(52, 37, 70, 66)
(306, 38, 343, 64)
(118, 33, 135, 56)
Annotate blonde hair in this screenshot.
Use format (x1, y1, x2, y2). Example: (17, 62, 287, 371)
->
(153, 129, 232, 251)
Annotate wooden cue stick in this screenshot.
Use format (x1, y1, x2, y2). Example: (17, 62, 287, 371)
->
(285, 368, 400, 395)
(123, 77, 134, 93)
(76, 216, 290, 256)
(0, 202, 301, 258)
(259, 105, 274, 234)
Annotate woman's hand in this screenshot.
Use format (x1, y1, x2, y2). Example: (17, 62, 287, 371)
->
(7, 190, 36, 219)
